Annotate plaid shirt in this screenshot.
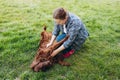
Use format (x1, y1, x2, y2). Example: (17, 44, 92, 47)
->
(52, 12, 89, 50)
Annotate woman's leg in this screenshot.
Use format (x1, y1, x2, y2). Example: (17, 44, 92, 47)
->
(56, 33, 66, 42)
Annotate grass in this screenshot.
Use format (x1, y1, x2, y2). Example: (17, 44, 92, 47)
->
(0, 0, 120, 80)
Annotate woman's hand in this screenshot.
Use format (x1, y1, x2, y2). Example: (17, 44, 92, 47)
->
(51, 50, 59, 57)
(46, 42, 52, 48)
(46, 35, 56, 48)
(50, 45, 65, 57)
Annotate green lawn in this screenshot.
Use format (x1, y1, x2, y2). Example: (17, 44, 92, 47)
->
(0, 0, 120, 80)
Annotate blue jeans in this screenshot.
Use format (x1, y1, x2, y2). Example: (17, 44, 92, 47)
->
(56, 33, 72, 54)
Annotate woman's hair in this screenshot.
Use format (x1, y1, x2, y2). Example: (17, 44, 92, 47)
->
(53, 8, 67, 20)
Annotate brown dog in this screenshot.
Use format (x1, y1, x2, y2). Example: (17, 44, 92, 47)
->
(30, 26, 70, 72)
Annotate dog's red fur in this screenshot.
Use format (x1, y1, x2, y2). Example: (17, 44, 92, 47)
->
(30, 26, 70, 72)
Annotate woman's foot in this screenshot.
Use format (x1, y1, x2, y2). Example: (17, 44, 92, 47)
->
(63, 49, 75, 58)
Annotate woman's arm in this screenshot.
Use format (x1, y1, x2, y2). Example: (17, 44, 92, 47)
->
(47, 35, 56, 47)
(47, 23, 60, 47)
(50, 45, 65, 57)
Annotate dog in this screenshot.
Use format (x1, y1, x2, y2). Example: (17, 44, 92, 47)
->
(30, 26, 70, 72)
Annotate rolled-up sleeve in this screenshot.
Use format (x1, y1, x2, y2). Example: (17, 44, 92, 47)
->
(52, 23, 60, 37)
(63, 22, 80, 48)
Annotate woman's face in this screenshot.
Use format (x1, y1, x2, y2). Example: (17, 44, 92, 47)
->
(54, 17, 68, 25)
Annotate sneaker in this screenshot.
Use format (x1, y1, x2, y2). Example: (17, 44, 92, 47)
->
(63, 49, 75, 58)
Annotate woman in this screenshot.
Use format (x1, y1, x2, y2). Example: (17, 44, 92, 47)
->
(47, 7, 89, 58)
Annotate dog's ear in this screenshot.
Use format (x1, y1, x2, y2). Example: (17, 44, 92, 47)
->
(44, 26, 46, 31)
(41, 25, 47, 36)
(40, 50, 44, 54)
(43, 25, 47, 31)
(41, 32, 44, 39)
(36, 50, 44, 59)
(41, 32, 43, 36)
